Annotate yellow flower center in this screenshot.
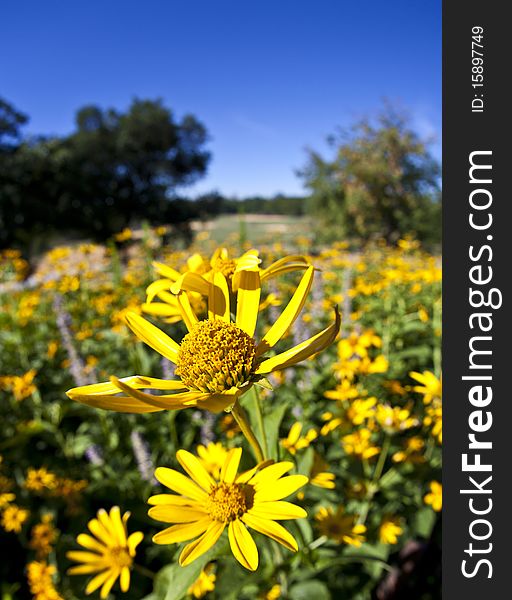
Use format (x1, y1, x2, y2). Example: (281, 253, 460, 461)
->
(105, 546, 133, 569)
(176, 320, 256, 393)
(206, 482, 254, 522)
(211, 257, 237, 280)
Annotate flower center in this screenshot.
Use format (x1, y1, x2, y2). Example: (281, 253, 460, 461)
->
(211, 258, 237, 281)
(206, 482, 254, 522)
(176, 320, 256, 393)
(105, 546, 133, 569)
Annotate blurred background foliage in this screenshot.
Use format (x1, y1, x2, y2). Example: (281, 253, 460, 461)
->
(0, 98, 440, 254)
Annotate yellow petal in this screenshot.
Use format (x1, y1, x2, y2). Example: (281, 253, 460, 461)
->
(152, 519, 211, 545)
(142, 302, 180, 317)
(254, 475, 308, 501)
(147, 494, 203, 507)
(66, 551, 104, 564)
(241, 513, 298, 552)
(220, 448, 242, 484)
(154, 467, 208, 502)
(235, 270, 261, 336)
(171, 272, 210, 295)
(85, 568, 111, 595)
(179, 521, 225, 566)
(208, 272, 230, 322)
(127, 531, 144, 556)
(68, 393, 162, 413)
(228, 519, 259, 571)
(87, 518, 113, 547)
(109, 376, 203, 411)
(100, 569, 120, 599)
(248, 462, 294, 487)
(109, 506, 127, 546)
(148, 505, 208, 523)
(256, 308, 340, 374)
(124, 312, 180, 364)
(120, 567, 130, 592)
(176, 450, 215, 491)
(67, 564, 104, 575)
(258, 266, 314, 353)
(77, 534, 106, 554)
(176, 292, 199, 331)
(145, 278, 174, 303)
(248, 501, 307, 520)
(152, 262, 182, 281)
(261, 255, 311, 280)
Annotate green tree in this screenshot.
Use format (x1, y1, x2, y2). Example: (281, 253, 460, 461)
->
(299, 105, 440, 244)
(0, 98, 210, 249)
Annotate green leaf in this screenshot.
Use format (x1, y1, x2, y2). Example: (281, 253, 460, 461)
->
(142, 538, 229, 600)
(289, 580, 331, 600)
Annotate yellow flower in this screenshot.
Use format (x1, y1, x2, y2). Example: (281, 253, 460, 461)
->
(409, 371, 442, 404)
(392, 437, 425, 464)
(26, 561, 64, 600)
(0, 369, 37, 401)
(196, 442, 229, 479)
(67, 261, 340, 414)
(346, 398, 377, 426)
(341, 429, 380, 460)
(47, 341, 59, 360)
(25, 467, 57, 492)
(315, 507, 366, 546)
(265, 584, 282, 600)
(323, 379, 360, 402)
(1, 504, 29, 532)
(29, 515, 58, 558)
(148, 448, 308, 571)
(375, 404, 418, 434)
(424, 481, 442, 512)
(424, 400, 442, 444)
(143, 248, 309, 323)
(188, 564, 216, 598)
(66, 506, 143, 599)
(379, 516, 403, 544)
(281, 422, 318, 455)
(0, 492, 16, 508)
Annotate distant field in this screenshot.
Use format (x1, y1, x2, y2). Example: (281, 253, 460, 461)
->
(191, 213, 312, 246)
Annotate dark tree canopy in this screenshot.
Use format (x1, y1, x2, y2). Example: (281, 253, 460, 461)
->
(0, 97, 210, 249)
(299, 105, 441, 244)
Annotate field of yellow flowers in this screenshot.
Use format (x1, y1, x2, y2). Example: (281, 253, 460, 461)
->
(0, 228, 441, 600)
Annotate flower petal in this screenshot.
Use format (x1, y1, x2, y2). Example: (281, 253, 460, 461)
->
(154, 467, 208, 501)
(127, 531, 144, 556)
(66, 551, 104, 564)
(220, 448, 242, 484)
(176, 292, 199, 332)
(248, 462, 294, 487)
(254, 475, 308, 501)
(241, 513, 298, 552)
(100, 569, 120, 599)
(248, 501, 307, 520)
(147, 494, 203, 507)
(256, 308, 340, 374)
(85, 569, 112, 595)
(124, 312, 180, 363)
(235, 270, 261, 336)
(152, 519, 211, 545)
(179, 521, 225, 566)
(258, 266, 314, 353)
(146, 278, 174, 303)
(228, 519, 259, 571)
(77, 534, 106, 554)
(149, 505, 208, 523)
(208, 272, 230, 322)
(260, 255, 311, 280)
(152, 262, 182, 281)
(120, 567, 131, 593)
(171, 272, 210, 296)
(176, 450, 215, 491)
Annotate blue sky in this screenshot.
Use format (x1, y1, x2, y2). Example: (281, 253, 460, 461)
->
(2, 1, 441, 197)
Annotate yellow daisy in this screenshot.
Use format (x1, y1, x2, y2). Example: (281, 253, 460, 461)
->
(315, 506, 366, 546)
(67, 262, 340, 415)
(143, 248, 309, 323)
(66, 506, 143, 599)
(409, 371, 442, 404)
(148, 448, 308, 571)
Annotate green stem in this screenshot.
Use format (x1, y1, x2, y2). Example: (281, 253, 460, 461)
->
(133, 564, 155, 580)
(251, 386, 268, 460)
(231, 401, 264, 463)
(358, 435, 391, 525)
